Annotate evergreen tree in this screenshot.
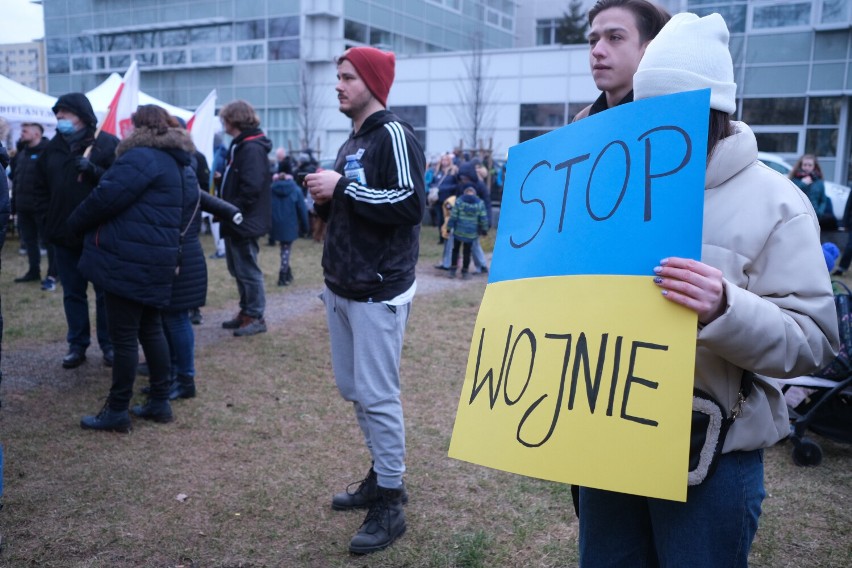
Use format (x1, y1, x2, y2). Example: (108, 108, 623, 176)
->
(556, 0, 587, 45)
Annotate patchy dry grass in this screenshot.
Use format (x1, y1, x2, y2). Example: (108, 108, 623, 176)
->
(0, 231, 849, 567)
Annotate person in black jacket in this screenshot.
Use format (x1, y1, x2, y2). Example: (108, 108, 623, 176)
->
(11, 122, 54, 287)
(305, 46, 426, 555)
(68, 105, 200, 432)
(0, 141, 11, 406)
(32, 93, 118, 369)
(217, 100, 273, 337)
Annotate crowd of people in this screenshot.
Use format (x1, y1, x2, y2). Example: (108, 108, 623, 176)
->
(0, 0, 845, 561)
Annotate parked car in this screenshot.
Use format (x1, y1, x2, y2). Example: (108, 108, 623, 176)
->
(757, 151, 851, 227)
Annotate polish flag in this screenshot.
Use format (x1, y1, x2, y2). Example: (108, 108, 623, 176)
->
(100, 60, 139, 139)
(187, 89, 218, 171)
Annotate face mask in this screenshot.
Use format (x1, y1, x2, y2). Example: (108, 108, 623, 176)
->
(56, 119, 76, 134)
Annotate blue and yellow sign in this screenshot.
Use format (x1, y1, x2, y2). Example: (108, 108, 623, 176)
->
(448, 90, 711, 502)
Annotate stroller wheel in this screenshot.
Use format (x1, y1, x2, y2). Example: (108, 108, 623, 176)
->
(792, 437, 823, 467)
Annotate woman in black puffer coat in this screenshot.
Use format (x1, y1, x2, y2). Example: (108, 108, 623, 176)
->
(68, 105, 200, 433)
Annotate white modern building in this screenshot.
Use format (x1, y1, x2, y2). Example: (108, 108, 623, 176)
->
(36, 0, 852, 186)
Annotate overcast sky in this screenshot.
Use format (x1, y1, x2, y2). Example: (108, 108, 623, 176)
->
(1, 0, 44, 44)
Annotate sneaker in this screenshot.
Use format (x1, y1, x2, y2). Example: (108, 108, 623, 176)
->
(222, 312, 246, 330)
(233, 317, 267, 337)
(80, 403, 132, 433)
(14, 272, 40, 283)
(348, 486, 407, 554)
(40, 276, 57, 291)
(462, 271, 471, 280)
(131, 399, 174, 423)
(189, 308, 203, 325)
(209, 251, 226, 259)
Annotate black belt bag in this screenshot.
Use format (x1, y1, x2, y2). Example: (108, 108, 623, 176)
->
(688, 371, 755, 486)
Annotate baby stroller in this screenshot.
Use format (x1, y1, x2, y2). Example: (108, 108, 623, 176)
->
(781, 279, 852, 466)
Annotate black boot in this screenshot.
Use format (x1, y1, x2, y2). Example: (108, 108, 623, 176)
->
(332, 467, 408, 510)
(169, 375, 196, 400)
(131, 399, 174, 423)
(349, 486, 407, 554)
(80, 402, 132, 433)
(277, 270, 288, 286)
(285, 267, 294, 285)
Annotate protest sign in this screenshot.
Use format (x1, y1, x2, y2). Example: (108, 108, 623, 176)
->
(448, 89, 710, 501)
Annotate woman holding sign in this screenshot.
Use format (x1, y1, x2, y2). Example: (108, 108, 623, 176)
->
(577, 12, 840, 567)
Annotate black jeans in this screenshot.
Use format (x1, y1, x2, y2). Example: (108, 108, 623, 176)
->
(451, 240, 472, 272)
(104, 292, 171, 410)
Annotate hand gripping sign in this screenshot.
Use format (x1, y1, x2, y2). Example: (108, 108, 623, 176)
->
(449, 90, 710, 502)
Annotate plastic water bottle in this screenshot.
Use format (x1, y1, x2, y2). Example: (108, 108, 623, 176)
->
(344, 154, 366, 184)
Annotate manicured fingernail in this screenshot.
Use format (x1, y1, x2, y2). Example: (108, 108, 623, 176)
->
(653, 276, 662, 284)
(660, 258, 669, 265)
(661, 290, 668, 296)
(653, 266, 662, 274)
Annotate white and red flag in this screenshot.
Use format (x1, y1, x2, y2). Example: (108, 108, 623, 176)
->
(187, 89, 218, 169)
(100, 60, 139, 139)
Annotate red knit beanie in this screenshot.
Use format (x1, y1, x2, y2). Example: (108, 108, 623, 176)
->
(339, 47, 396, 107)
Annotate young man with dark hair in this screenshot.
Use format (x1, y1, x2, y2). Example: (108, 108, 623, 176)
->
(305, 46, 426, 554)
(573, 0, 670, 121)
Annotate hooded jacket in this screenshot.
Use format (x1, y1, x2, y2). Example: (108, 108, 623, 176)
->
(697, 122, 839, 452)
(67, 126, 200, 309)
(218, 127, 273, 239)
(270, 178, 309, 243)
(33, 93, 118, 249)
(316, 109, 426, 302)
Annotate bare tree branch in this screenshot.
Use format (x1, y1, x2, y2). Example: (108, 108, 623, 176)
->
(452, 32, 497, 153)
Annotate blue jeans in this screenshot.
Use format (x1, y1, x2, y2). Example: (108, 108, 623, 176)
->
(53, 245, 111, 354)
(162, 309, 195, 379)
(104, 292, 171, 409)
(225, 236, 265, 318)
(579, 450, 765, 568)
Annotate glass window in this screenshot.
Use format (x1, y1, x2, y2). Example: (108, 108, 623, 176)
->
(235, 20, 266, 41)
(219, 24, 233, 42)
(133, 31, 159, 49)
(221, 46, 232, 62)
(821, 0, 848, 23)
(813, 30, 848, 60)
(48, 56, 70, 74)
(752, 2, 811, 29)
(536, 19, 556, 46)
(391, 105, 427, 127)
(162, 50, 186, 65)
(190, 26, 219, 45)
(754, 132, 799, 153)
(806, 128, 838, 156)
(268, 39, 299, 60)
(137, 52, 158, 67)
(269, 16, 299, 38)
(47, 37, 69, 56)
(71, 56, 92, 71)
(344, 20, 368, 44)
(519, 129, 552, 143)
(808, 97, 841, 125)
(70, 36, 93, 54)
(161, 29, 189, 47)
(237, 44, 264, 61)
(109, 54, 131, 69)
(741, 97, 805, 124)
(568, 102, 592, 123)
(370, 28, 393, 47)
(191, 48, 217, 64)
(520, 103, 565, 128)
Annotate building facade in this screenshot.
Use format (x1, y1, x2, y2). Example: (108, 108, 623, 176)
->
(40, 0, 852, 186)
(0, 42, 46, 92)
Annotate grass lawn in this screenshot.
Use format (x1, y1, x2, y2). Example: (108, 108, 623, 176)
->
(0, 229, 849, 567)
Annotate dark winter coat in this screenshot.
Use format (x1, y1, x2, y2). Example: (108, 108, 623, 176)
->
(316, 110, 426, 302)
(270, 178, 309, 243)
(10, 137, 49, 214)
(0, 143, 10, 255)
(67, 126, 200, 309)
(33, 108, 119, 249)
(219, 128, 272, 239)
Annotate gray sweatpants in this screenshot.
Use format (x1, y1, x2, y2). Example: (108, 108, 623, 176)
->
(322, 287, 410, 489)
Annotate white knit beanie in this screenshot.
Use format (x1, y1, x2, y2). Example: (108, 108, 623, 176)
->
(633, 12, 737, 114)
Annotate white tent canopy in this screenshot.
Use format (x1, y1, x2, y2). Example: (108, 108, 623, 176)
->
(85, 73, 193, 124)
(0, 73, 57, 145)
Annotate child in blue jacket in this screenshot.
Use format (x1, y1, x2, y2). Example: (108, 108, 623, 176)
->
(447, 185, 488, 279)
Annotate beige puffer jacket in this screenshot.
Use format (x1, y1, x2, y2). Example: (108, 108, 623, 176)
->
(698, 122, 839, 452)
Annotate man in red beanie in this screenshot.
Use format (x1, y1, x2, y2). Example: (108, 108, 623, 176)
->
(305, 46, 426, 554)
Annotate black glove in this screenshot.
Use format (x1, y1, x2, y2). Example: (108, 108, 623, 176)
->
(75, 156, 96, 176)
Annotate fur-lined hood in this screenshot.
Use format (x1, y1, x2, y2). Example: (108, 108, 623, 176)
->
(116, 126, 195, 158)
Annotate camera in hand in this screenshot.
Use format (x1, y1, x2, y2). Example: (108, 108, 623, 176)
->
(295, 165, 317, 188)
